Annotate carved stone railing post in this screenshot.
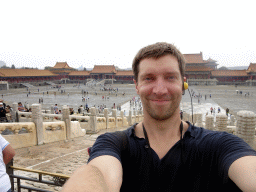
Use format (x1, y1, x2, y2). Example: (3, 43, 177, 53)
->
(112, 109, 117, 128)
(230, 115, 235, 126)
(195, 113, 203, 127)
(12, 102, 18, 122)
(183, 112, 189, 122)
(32, 104, 44, 145)
(80, 107, 83, 114)
(50, 106, 54, 114)
(104, 108, 109, 129)
(128, 110, 132, 126)
(236, 111, 256, 147)
(215, 114, 228, 132)
(193, 113, 198, 124)
(120, 111, 124, 127)
(62, 106, 71, 140)
(205, 115, 214, 130)
(90, 107, 97, 133)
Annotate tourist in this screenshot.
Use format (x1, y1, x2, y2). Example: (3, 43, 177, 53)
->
(210, 107, 213, 114)
(180, 110, 183, 120)
(5, 105, 12, 121)
(0, 103, 7, 122)
(226, 108, 230, 116)
(18, 102, 25, 112)
(0, 100, 6, 109)
(218, 107, 221, 113)
(0, 134, 15, 192)
(70, 108, 74, 115)
(53, 104, 58, 114)
(62, 42, 256, 192)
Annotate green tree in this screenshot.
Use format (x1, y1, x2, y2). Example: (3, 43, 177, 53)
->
(218, 66, 229, 70)
(44, 66, 52, 70)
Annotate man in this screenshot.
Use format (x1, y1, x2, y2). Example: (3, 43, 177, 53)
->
(226, 108, 230, 116)
(53, 104, 58, 114)
(0, 134, 15, 192)
(17, 102, 25, 112)
(62, 42, 256, 191)
(0, 103, 7, 122)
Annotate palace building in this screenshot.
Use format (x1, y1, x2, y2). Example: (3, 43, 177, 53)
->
(0, 68, 58, 83)
(1, 55, 256, 85)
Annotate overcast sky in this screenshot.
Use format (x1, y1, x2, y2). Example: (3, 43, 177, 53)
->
(1, 0, 256, 70)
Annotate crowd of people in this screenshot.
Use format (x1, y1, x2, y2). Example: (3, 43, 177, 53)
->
(0, 100, 13, 122)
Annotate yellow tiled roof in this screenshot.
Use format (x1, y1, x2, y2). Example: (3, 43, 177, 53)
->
(185, 66, 213, 72)
(53, 62, 73, 69)
(247, 63, 256, 72)
(183, 53, 206, 64)
(91, 65, 116, 74)
(0, 69, 57, 77)
(115, 70, 133, 76)
(211, 70, 248, 77)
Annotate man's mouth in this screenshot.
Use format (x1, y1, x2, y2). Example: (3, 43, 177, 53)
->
(150, 99, 170, 104)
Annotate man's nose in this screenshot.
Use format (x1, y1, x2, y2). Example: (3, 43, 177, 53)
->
(152, 78, 168, 95)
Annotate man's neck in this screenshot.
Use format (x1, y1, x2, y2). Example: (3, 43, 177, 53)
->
(142, 113, 182, 140)
(135, 112, 188, 159)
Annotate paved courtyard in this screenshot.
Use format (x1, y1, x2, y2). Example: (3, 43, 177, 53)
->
(3, 83, 256, 191)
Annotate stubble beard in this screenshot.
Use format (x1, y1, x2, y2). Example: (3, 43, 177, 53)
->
(143, 97, 181, 121)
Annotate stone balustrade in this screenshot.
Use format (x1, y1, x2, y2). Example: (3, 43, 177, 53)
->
(18, 112, 32, 122)
(2, 102, 256, 149)
(70, 115, 90, 131)
(236, 111, 256, 147)
(0, 122, 36, 149)
(42, 113, 62, 121)
(97, 117, 107, 130)
(205, 115, 214, 130)
(215, 114, 228, 132)
(2, 103, 144, 149)
(185, 111, 256, 148)
(70, 115, 90, 122)
(43, 122, 66, 144)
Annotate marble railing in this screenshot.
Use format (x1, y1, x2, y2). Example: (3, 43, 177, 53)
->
(0, 122, 37, 149)
(43, 122, 66, 144)
(3, 105, 144, 149)
(42, 114, 62, 121)
(18, 112, 32, 122)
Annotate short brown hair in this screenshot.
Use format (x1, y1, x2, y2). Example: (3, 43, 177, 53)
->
(132, 42, 186, 82)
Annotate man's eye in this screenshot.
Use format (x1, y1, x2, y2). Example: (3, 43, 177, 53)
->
(145, 77, 153, 81)
(167, 76, 175, 80)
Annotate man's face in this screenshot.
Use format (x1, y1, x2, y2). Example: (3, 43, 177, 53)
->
(135, 55, 183, 121)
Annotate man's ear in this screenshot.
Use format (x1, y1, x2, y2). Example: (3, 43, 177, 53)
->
(134, 79, 139, 94)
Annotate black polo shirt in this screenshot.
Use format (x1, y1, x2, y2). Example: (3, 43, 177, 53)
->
(88, 122, 256, 192)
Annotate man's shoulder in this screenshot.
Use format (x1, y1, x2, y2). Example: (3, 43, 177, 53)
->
(100, 125, 134, 140)
(188, 123, 240, 144)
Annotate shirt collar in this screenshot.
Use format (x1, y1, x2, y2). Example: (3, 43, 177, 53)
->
(129, 121, 196, 138)
(185, 121, 196, 138)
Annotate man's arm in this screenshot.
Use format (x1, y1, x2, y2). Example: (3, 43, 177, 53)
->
(228, 156, 256, 191)
(3, 144, 15, 164)
(62, 155, 123, 192)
